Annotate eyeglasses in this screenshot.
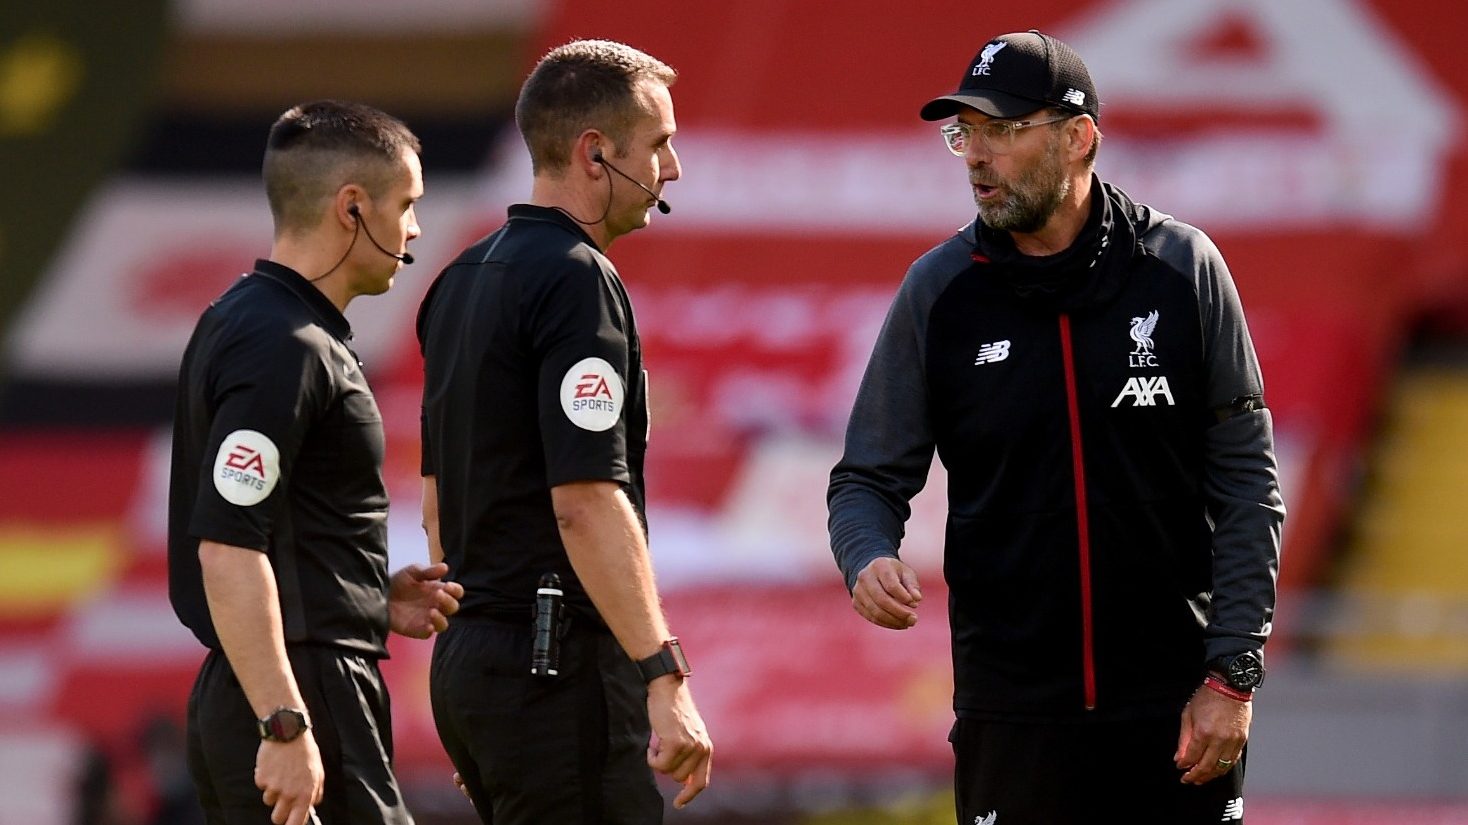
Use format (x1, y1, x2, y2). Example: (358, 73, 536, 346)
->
(939, 115, 1073, 156)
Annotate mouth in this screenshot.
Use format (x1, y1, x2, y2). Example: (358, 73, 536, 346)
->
(972, 181, 1001, 201)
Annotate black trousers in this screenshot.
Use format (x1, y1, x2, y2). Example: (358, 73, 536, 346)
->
(186, 646, 412, 825)
(951, 715, 1247, 825)
(429, 617, 662, 825)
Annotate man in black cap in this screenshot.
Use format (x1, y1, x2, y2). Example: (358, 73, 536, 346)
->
(828, 30, 1284, 824)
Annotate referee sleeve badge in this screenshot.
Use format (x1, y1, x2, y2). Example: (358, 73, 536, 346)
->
(559, 357, 624, 432)
(211, 429, 280, 506)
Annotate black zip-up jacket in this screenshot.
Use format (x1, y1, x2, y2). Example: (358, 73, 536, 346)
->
(828, 178, 1284, 721)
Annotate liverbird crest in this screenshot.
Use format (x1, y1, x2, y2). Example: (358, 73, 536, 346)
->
(1129, 310, 1159, 355)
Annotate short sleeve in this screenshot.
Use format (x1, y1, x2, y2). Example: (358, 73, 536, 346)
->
(188, 322, 328, 550)
(530, 260, 631, 487)
(420, 404, 436, 476)
(417, 274, 441, 479)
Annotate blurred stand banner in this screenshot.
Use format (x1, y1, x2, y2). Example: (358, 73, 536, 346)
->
(3, 0, 1468, 816)
(163, 0, 540, 114)
(174, 0, 542, 32)
(417, 0, 1464, 597)
(8, 0, 1466, 584)
(2, 179, 481, 381)
(0, 0, 169, 368)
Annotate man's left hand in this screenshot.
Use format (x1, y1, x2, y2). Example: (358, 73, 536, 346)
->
(388, 562, 464, 638)
(1175, 683, 1251, 785)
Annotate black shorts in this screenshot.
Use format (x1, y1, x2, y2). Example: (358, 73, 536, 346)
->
(951, 715, 1247, 825)
(429, 617, 662, 825)
(186, 646, 412, 825)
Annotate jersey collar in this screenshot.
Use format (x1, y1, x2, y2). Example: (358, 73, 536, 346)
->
(250, 259, 354, 341)
(507, 204, 603, 252)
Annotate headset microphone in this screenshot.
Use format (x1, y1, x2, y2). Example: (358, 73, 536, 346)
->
(348, 204, 415, 264)
(593, 152, 671, 214)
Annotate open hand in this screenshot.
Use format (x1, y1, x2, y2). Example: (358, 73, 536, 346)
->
(388, 562, 464, 638)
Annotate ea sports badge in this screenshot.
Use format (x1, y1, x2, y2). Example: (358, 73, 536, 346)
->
(212, 429, 280, 506)
(560, 357, 623, 432)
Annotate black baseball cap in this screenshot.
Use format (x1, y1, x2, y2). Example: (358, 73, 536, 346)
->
(920, 30, 1100, 122)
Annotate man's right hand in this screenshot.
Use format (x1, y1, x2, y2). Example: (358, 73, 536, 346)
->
(255, 734, 325, 825)
(646, 676, 712, 809)
(852, 556, 923, 629)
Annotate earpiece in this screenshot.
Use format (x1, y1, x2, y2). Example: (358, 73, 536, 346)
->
(345, 201, 413, 265)
(591, 151, 671, 215)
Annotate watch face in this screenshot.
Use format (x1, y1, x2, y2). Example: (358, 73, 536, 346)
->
(262, 709, 308, 742)
(666, 639, 691, 676)
(1226, 653, 1264, 690)
(637, 639, 692, 682)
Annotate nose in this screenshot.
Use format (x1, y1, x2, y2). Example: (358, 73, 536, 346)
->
(661, 145, 681, 183)
(964, 136, 992, 167)
(406, 206, 422, 241)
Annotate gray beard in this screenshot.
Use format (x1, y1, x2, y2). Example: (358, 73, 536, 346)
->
(975, 145, 1071, 235)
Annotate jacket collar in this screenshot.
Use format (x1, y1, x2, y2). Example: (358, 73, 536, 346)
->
(964, 175, 1142, 313)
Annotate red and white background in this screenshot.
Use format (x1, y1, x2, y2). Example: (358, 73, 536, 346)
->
(2, 0, 1467, 822)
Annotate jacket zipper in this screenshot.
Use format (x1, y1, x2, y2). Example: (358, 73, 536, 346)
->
(1058, 314, 1097, 710)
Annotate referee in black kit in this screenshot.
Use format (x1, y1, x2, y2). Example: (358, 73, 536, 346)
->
(168, 100, 463, 825)
(417, 40, 711, 823)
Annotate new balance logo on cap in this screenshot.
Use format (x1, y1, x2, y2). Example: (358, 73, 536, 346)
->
(974, 340, 1011, 364)
(1062, 88, 1087, 107)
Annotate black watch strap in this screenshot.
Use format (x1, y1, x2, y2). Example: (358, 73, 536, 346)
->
(635, 638, 691, 683)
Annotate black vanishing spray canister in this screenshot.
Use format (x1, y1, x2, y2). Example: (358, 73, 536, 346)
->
(531, 573, 564, 676)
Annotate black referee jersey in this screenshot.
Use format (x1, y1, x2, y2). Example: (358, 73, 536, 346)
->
(168, 259, 391, 657)
(417, 204, 650, 623)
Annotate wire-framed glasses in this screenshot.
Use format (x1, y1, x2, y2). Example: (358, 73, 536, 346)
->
(939, 114, 1073, 156)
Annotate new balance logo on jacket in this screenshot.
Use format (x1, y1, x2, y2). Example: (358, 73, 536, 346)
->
(974, 340, 1011, 364)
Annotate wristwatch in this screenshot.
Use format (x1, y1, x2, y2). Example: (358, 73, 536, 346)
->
(635, 638, 692, 683)
(1207, 651, 1265, 692)
(257, 707, 310, 742)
